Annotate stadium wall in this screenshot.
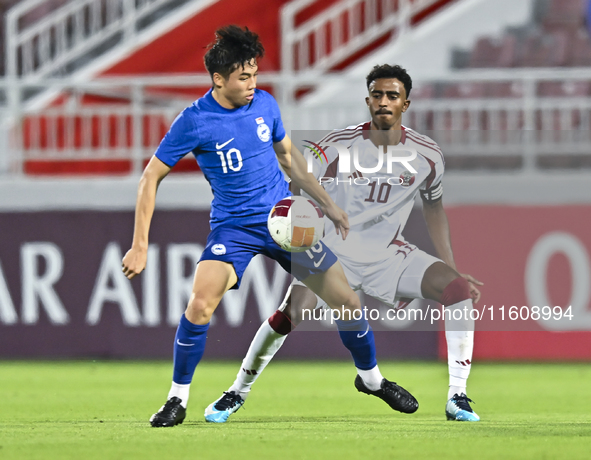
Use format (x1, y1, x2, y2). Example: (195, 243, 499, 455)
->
(1, 173, 590, 361)
(0, 203, 437, 360)
(441, 202, 591, 361)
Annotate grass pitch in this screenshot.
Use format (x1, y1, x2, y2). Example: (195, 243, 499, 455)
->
(1, 360, 590, 459)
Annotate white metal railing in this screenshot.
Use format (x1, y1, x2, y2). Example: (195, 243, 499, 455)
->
(4, 0, 199, 80)
(2, 68, 591, 176)
(0, 73, 214, 175)
(281, 0, 445, 75)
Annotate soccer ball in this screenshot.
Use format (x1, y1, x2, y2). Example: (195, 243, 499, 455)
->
(267, 196, 324, 252)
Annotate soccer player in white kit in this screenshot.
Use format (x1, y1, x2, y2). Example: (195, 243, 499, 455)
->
(205, 64, 483, 422)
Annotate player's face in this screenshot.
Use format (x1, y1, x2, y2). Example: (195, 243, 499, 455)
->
(213, 60, 258, 108)
(365, 78, 410, 130)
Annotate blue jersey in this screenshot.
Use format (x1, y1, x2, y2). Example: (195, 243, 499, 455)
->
(155, 88, 290, 227)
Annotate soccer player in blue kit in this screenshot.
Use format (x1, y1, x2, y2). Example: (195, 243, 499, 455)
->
(121, 26, 418, 427)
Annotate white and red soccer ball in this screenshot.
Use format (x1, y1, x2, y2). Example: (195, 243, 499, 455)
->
(267, 196, 324, 252)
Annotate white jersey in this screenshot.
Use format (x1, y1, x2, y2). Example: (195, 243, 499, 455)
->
(306, 122, 444, 264)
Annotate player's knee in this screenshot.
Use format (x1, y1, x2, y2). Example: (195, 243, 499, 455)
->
(441, 276, 471, 306)
(268, 309, 293, 335)
(186, 296, 217, 323)
(282, 301, 292, 318)
(342, 289, 361, 311)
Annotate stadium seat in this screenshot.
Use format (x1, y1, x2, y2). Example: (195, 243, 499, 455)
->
(546, 31, 570, 66)
(496, 34, 519, 67)
(488, 82, 524, 98)
(520, 32, 559, 67)
(538, 80, 591, 97)
(464, 0, 589, 69)
(468, 37, 500, 68)
(569, 30, 591, 65)
(411, 83, 436, 99)
(542, 0, 586, 32)
(413, 0, 591, 170)
(442, 82, 487, 98)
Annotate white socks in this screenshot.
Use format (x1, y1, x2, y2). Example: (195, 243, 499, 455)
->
(357, 365, 384, 391)
(445, 299, 475, 400)
(448, 385, 466, 399)
(168, 382, 191, 408)
(168, 319, 288, 407)
(229, 319, 288, 400)
(167, 300, 474, 406)
(228, 318, 385, 397)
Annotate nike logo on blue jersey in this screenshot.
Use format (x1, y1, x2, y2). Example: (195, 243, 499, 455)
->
(216, 138, 234, 149)
(313, 253, 327, 268)
(176, 340, 195, 347)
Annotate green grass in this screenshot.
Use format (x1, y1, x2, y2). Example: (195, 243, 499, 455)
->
(1, 361, 590, 459)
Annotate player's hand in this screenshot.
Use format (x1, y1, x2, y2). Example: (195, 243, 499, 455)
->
(122, 246, 148, 279)
(460, 273, 483, 304)
(322, 203, 350, 240)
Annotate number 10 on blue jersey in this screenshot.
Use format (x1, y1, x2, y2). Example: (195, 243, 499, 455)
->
(216, 148, 243, 173)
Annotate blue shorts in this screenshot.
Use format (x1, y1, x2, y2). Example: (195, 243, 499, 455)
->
(200, 221, 337, 289)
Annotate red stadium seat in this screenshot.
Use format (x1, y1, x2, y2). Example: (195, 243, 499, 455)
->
(538, 80, 591, 97)
(542, 0, 586, 32)
(487, 82, 524, 98)
(497, 34, 519, 67)
(465, 0, 588, 69)
(442, 82, 487, 98)
(520, 33, 551, 67)
(411, 83, 436, 99)
(570, 30, 591, 65)
(468, 37, 500, 68)
(547, 31, 570, 66)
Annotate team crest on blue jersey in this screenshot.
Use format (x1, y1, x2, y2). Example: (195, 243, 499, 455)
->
(257, 123, 270, 142)
(211, 244, 226, 255)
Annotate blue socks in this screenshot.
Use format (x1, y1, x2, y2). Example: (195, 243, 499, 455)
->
(335, 318, 377, 370)
(172, 314, 209, 384)
(171, 315, 376, 386)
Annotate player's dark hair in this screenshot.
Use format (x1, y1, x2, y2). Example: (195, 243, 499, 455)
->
(204, 25, 265, 80)
(366, 64, 412, 98)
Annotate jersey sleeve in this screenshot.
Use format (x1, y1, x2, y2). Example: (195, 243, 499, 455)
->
(269, 94, 286, 143)
(154, 108, 200, 167)
(419, 143, 445, 203)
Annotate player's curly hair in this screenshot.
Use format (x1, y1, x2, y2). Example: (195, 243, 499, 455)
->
(204, 25, 265, 80)
(366, 64, 412, 98)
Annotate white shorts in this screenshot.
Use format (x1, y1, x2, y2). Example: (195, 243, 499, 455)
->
(294, 244, 441, 309)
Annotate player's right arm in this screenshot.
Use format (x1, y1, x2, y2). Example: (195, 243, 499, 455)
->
(122, 156, 172, 279)
(274, 134, 350, 239)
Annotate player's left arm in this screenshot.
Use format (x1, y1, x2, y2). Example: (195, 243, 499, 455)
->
(422, 198, 483, 302)
(274, 134, 349, 239)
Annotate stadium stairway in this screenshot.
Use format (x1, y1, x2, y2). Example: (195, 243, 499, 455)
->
(295, 0, 534, 108)
(5, 0, 457, 176)
(4, 0, 228, 175)
(7, 0, 292, 175)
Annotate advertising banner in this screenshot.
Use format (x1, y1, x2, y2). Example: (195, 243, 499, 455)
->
(0, 210, 437, 360)
(3, 204, 588, 360)
(444, 205, 591, 360)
